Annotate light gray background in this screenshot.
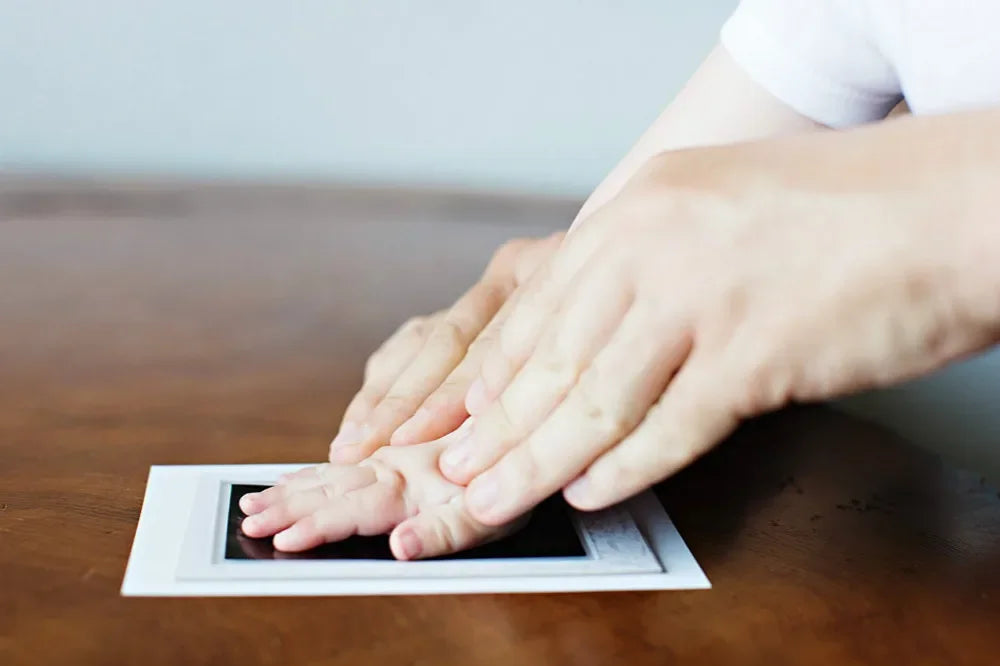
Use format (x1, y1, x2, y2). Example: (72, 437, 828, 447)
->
(3, 0, 997, 479)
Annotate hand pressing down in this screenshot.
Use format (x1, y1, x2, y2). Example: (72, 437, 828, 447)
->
(239, 432, 517, 560)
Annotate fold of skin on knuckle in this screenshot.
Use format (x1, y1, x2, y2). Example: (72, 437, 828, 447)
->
(489, 237, 530, 273)
(513, 233, 564, 283)
(513, 444, 550, 511)
(344, 388, 379, 423)
(371, 390, 419, 424)
(319, 482, 338, 503)
(727, 334, 793, 418)
(426, 376, 469, 407)
(472, 390, 523, 460)
(478, 340, 515, 400)
(360, 454, 406, 495)
(573, 375, 634, 445)
(531, 347, 582, 406)
(426, 317, 469, 364)
(427, 505, 464, 555)
(497, 307, 536, 366)
(366, 317, 428, 376)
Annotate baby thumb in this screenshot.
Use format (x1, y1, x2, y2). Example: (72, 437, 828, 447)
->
(389, 499, 515, 560)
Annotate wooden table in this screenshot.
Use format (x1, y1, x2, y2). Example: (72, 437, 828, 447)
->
(2, 177, 999, 665)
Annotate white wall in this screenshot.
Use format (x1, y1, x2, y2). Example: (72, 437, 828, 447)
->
(0, 0, 735, 194)
(2, 0, 997, 479)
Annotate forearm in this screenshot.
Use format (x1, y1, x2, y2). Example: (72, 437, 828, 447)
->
(723, 105, 1000, 355)
(840, 108, 1000, 336)
(571, 46, 822, 227)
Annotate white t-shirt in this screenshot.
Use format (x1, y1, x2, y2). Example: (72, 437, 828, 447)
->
(720, 0, 1000, 127)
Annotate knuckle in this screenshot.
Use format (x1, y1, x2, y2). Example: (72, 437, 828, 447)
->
(427, 318, 467, 356)
(491, 237, 530, 267)
(509, 446, 543, 496)
(497, 320, 529, 366)
(362, 456, 406, 494)
(343, 391, 378, 423)
(480, 349, 512, 394)
(536, 352, 580, 396)
(492, 390, 521, 434)
(400, 315, 430, 335)
(351, 387, 380, 410)
(575, 365, 636, 439)
(735, 360, 789, 417)
(428, 511, 463, 554)
(376, 391, 413, 415)
(466, 328, 497, 357)
(577, 392, 632, 443)
(363, 353, 384, 379)
(645, 408, 700, 472)
(319, 483, 338, 502)
(425, 380, 467, 410)
(473, 390, 520, 448)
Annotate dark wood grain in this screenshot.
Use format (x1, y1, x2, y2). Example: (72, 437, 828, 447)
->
(2, 177, 998, 666)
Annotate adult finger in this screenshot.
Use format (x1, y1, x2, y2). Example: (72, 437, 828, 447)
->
(461, 308, 690, 525)
(562, 353, 738, 511)
(330, 314, 438, 460)
(390, 233, 567, 445)
(468, 222, 610, 415)
(341, 277, 508, 455)
(390, 289, 520, 446)
(441, 260, 632, 486)
(331, 241, 536, 461)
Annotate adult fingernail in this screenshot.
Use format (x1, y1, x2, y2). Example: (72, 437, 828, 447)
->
(391, 408, 432, 446)
(466, 473, 500, 516)
(396, 528, 423, 560)
(563, 476, 590, 507)
(439, 429, 474, 474)
(465, 378, 489, 415)
(331, 421, 363, 449)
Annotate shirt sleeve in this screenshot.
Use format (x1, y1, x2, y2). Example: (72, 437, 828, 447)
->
(720, 0, 903, 128)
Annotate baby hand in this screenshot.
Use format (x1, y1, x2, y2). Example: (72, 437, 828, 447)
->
(239, 433, 512, 560)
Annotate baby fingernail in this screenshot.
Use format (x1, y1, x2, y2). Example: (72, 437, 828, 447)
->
(241, 516, 258, 532)
(397, 529, 423, 559)
(331, 421, 363, 449)
(467, 473, 499, 515)
(239, 493, 258, 511)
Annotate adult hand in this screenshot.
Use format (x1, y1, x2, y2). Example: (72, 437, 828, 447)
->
(438, 120, 1000, 526)
(329, 232, 564, 462)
